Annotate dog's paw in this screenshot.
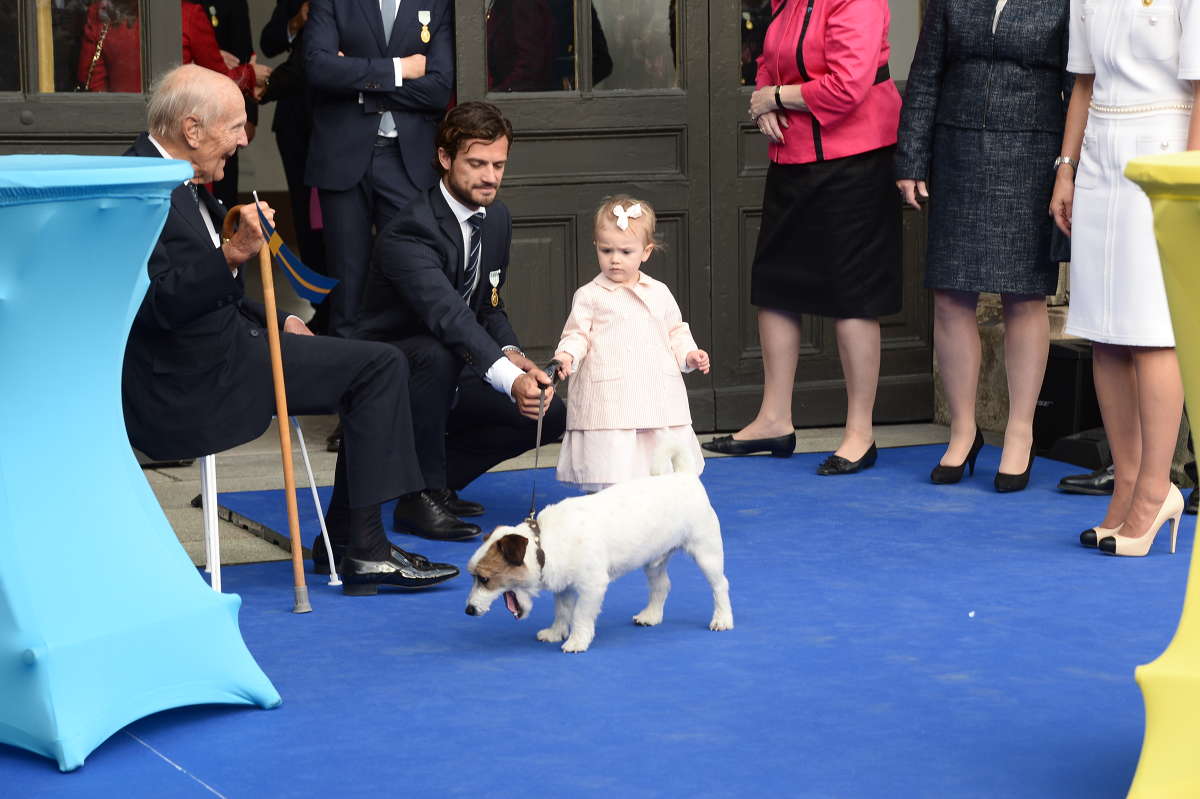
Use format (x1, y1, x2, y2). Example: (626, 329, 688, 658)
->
(709, 613, 734, 631)
(537, 627, 566, 643)
(632, 609, 663, 627)
(561, 636, 592, 653)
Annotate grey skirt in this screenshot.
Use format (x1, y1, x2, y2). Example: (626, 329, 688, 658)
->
(925, 126, 1060, 295)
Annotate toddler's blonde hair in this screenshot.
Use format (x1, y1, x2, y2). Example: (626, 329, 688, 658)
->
(594, 195, 660, 250)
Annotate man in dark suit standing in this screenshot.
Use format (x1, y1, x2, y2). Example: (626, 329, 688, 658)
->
(123, 64, 460, 594)
(198, 0, 259, 209)
(303, 0, 453, 339)
(359, 102, 567, 531)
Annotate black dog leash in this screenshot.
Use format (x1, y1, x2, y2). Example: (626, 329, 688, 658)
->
(525, 358, 561, 568)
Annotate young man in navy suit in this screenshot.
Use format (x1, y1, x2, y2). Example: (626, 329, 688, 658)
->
(359, 102, 567, 533)
(303, 0, 454, 339)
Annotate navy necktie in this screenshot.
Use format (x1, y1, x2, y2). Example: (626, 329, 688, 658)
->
(463, 212, 484, 301)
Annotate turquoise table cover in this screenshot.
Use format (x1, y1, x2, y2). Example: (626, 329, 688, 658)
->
(0, 156, 280, 771)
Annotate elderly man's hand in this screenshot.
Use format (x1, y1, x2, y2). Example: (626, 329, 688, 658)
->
(511, 370, 555, 420)
(283, 316, 314, 336)
(222, 201, 274, 270)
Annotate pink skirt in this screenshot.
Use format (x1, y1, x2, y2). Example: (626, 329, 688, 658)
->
(556, 425, 705, 492)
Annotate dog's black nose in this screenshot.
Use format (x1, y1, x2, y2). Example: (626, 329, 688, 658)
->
(465, 605, 478, 616)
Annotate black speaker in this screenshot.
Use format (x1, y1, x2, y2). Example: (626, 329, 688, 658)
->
(1034, 341, 1103, 462)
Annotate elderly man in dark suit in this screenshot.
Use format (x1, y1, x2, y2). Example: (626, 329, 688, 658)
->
(122, 64, 458, 594)
(303, 0, 453, 340)
(359, 101, 566, 531)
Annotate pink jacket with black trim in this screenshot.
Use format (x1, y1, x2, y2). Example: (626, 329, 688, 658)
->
(756, 0, 902, 164)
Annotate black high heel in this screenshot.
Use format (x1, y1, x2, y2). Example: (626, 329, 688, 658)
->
(995, 445, 1034, 493)
(930, 428, 984, 485)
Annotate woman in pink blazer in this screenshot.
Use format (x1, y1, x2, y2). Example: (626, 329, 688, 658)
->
(704, 0, 902, 475)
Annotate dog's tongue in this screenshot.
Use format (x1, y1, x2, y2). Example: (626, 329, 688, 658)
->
(504, 591, 521, 619)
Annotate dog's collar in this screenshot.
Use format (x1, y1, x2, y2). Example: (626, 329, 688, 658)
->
(526, 513, 547, 569)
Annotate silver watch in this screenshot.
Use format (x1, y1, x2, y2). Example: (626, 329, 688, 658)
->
(1053, 156, 1078, 172)
(501, 345, 524, 357)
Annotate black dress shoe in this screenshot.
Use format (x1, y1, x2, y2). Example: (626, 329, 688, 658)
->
(995, 446, 1034, 493)
(311, 537, 457, 576)
(816, 443, 878, 475)
(701, 432, 795, 458)
(930, 428, 984, 485)
(429, 488, 485, 517)
(1057, 464, 1115, 495)
(340, 550, 460, 596)
(325, 423, 343, 453)
(392, 490, 482, 541)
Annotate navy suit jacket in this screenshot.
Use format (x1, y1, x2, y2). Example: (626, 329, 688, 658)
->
(303, 0, 454, 191)
(357, 183, 520, 374)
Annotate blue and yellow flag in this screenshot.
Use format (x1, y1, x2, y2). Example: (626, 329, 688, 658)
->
(253, 191, 338, 304)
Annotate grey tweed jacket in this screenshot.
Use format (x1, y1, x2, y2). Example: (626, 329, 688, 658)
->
(895, 0, 1071, 181)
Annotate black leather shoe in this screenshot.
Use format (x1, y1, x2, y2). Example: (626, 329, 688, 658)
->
(325, 423, 343, 453)
(995, 446, 1034, 493)
(930, 428, 984, 485)
(429, 488, 485, 517)
(392, 490, 482, 541)
(701, 432, 795, 458)
(311, 537, 457, 576)
(340, 550, 460, 595)
(1187, 488, 1198, 516)
(1057, 464, 1115, 495)
(816, 443, 878, 475)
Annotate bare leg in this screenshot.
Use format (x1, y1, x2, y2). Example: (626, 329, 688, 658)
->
(1092, 343, 1141, 529)
(833, 317, 881, 460)
(1117, 347, 1184, 539)
(933, 290, 982, 465)
(538, 591, 575, 643)
(734, 308, 802, 440)
(633, 555, 672, 627)
(999, 294, 1050, 474)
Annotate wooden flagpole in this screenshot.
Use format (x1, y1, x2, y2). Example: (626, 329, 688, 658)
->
(223, 206, 311, 614)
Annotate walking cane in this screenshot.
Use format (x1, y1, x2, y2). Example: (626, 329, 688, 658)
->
(222, 204, 312, 614)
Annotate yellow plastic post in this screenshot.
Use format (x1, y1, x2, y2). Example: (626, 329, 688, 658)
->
(1123, 151, 1200, 799)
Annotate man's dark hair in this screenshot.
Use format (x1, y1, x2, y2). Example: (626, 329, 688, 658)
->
(434, 101, 514, 174)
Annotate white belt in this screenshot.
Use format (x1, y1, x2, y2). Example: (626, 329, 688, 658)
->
(1089, 100, 1193, 115)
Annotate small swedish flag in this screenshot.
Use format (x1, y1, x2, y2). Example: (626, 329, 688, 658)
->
(253, 191, 338, 304)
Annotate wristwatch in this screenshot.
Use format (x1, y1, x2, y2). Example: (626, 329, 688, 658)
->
(1053, 156, 1078, 172)
(501, 345, 524, 358)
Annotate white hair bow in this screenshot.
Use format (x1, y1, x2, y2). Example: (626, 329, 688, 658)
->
(612, 203, 644, 231)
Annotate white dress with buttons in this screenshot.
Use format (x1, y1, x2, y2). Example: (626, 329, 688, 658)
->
(1066, 0, 1199, 346)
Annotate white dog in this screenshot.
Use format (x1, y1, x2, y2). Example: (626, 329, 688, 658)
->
(464, 444, 733, 653)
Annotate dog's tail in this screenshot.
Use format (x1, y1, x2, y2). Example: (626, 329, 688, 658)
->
(651, 439, 695, 476)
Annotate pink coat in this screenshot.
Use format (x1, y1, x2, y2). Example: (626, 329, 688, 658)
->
(757, 0, 901, 164)
(556, 273, 698, 431)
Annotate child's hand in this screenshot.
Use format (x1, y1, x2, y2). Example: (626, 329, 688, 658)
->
(686, 350, 710, 374)
(553, 351, 574, 378)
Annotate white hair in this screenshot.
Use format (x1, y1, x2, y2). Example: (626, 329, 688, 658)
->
(146, 64, 229, 138)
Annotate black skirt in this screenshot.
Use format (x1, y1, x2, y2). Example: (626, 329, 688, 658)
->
(750, 146, 902, 319)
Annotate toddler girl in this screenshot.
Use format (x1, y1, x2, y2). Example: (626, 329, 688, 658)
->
(553, 195, 710, 491)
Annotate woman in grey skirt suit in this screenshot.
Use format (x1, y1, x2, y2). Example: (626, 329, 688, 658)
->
(896, 0, 1070, 490)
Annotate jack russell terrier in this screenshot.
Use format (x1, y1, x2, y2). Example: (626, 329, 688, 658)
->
(464, 444, 733, 653)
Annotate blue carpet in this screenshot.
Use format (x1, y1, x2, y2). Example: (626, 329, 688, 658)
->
(4, 445, 1193, 798)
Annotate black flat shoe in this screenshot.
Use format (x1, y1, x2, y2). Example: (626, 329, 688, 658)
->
(1056, 464, 1115, 495)
(816, 443, 878, 475)
(311, 537, 456, 576)
(931, 428, 985, 485)
(429, 488, 485, 517)
(340, 550, 460, 596)
(392, 490, 481, 541)
(995, 446, 1034, 493)
(701, 432, 795, 458)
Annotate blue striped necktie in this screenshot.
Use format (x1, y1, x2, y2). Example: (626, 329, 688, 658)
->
(463, 212, 484, 300)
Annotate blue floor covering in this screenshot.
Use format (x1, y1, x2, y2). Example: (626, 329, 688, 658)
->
(4, 444, 1193, 798)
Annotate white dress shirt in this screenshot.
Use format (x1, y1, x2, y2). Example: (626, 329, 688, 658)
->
(437, 179, 525, 399)
(993, 0, 1009, 32)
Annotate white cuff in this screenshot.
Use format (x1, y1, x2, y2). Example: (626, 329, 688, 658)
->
(287, 28, 296, 44)
(484, 356, 527, 401)
(392, 58, 404, 87)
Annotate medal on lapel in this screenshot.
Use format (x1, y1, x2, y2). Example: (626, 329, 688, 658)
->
(209, 5, 219, 27)
(489, 269, 501, 307)
(418, 10, 432, 43)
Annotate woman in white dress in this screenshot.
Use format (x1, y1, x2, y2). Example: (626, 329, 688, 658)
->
(1050, 0, 1200, 556)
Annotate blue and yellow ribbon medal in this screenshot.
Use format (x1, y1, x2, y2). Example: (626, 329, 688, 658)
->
(418, 10, 431, 43)
(489, 269, 501, 307)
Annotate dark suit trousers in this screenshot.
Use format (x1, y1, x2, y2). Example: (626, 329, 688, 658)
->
(393, 335, 566, 491)
(319, 137, 421, 339)
(275, 333, 424, 548)
(274, 111, 329, 329)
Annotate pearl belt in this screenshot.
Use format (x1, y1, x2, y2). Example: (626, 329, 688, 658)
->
(1089, 100, 1194, 114)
